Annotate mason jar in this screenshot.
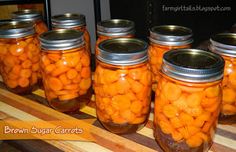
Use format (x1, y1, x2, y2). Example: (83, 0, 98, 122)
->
(148, 25, 193, 91)
(94, 38, 152, 134)
(12, 9, 48, 36)
(154, 49, 224, 152)
(39, 29, 92, 112)
(0, 21, 40, 94)
(95, 19, 135, 55)
(209, 33, 236, 122)
(52, 13, 91, 55)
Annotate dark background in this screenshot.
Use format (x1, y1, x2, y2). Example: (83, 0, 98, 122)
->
(110, 0, 235, 46)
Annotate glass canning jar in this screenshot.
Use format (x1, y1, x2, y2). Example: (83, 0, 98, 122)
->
(95, 19, 135, 55)
(94, 38, 152, 134)
(0, 21, 40, 94)
(154, 49, 224, 152)
(12, 9, 48, 36)
(52, 13, 91, 55)
(148, 25, 193, 91)
(210, 33, 236, 122)
(39, 29, 92, 112)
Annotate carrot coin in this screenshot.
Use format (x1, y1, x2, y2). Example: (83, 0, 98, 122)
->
(130, 101, 142, 114)
(66, 69, 78, 80)
(204, 85, 220, 98)
(22, 59, 32, 69)
(59, 93, 78, 101)
(81, 67, 91, 78)
(222, 88, 236, 104)
(163, 104, 179, 118)
(48, 77, 63, 91)
(186, 92, 202, 108)
(162, 82, 182, 101)
(186, 135, 203, 148)
(79, 78, 91, 90)
(18, 77, 30, 88)
(20, 69, 32, 78)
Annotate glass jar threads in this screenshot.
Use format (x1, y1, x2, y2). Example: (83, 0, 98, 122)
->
(52, 13, 91, 54)
(12, 9, 48, 36)
(0, 21, 40, 94)
(148, 25, 193, 91)
(39, 29, 92, 112)
(94, 38, 152, 134)
(209, 33, 236, 120)
(154, 49, 224, 152)
(95, 19, 135, 55)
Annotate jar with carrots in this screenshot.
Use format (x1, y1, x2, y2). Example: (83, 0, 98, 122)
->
(148, 25, 193, 91)
(52, 13, 91, 55)
(95, 19, 135, 55)
(94, 38, 152, 134)
(0, 21, 40, 94)
(39, 29, 92, 112)
(210, 33, 236, 122)
(154, 49, 224, 152)
(12, 9, 48, 36)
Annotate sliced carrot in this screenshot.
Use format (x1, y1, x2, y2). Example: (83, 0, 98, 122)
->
(222, 104, 236, 115)
(172, 94, 188, 110)
(75, 62, 82, 72)
(115, 78, 130, 94)
(130, 101, 143, 114)
(51, 66, 69, 77)
(159, 120, 174, 134)
(6, 79, 18, 88)
(9, 44, 24, 56)
(79, 78, 91, 90)
(186, 92, 202, 108)
(103, 69, 119, 83)
(59, 74, 71, 85)
(32, 56, 40, 63)
(45, 64, 56, 74)
(30, 72, 38, 85)
(171, 130, 183, 142)
(229, 72, 236, 87)
(222, 88, 236, 104)
(105, 83, 117, 96)
(59, 93, 78, 101)
(204, 85, 220, 98)
(204, 101, 219, 113)
(32, 63, 40, 72)
(131, 116, 146, 124)
(97, 109, 110, 123)
(128, 68, 142, 80)
(113, 95, 131, 110)
(47, 53, 61, 62)
(163, 104, 179, 118)
(8, 73, 19, 80)
(193, 112, 211, 127)
(111, 112, 127, 124)
(195, 132, 209, 142)
(179, 112, 194, 125)
(201, 96, 219, 108)
(18, 77, 30, 88)
(41, 55, 51, 66)
(48, 77, 63, 91)
(18, 53, 28, 61)
(131, 80, 144, 94)
(66, 69, 78, 80)
(11, 65, 21, 74)
(120, 109, 135, 122)
(64, 84, 79, 90)
(186, 134, 203, 148)
(81, 67, 91, 78)
(170, 117, 184, 128)
(21, 59, 32, 69)
(20, 69, 32, 78)
(80, 53, 90, 67)
(126, 92, 137, 101)
(140, 70, 152, 86)
(162, 82, 182, 101)
(185, 106, 203, 117)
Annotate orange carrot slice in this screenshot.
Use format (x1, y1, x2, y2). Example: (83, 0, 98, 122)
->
(66, 69, 78, 80)
(162, 82, 182, 101)
(18, 77, 30, 88)
(48, 77, 63, 91)
(223, 88, 236, 104)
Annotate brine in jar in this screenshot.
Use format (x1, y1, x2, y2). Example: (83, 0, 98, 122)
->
(148, 25, 193, 91)
(0, 21, 40, 94)
(39, 29, 92, 112)
(154, 49, 224, 152)
(94, 38, 152, 134)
